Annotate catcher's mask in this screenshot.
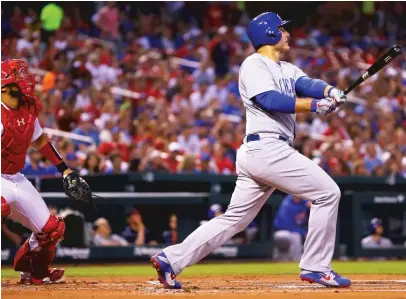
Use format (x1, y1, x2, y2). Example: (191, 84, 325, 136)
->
(1, 59, 36, 102)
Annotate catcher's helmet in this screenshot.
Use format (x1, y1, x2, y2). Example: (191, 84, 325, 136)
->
(247, 12, 290, 49)
(1, 59, 36, 101)
(369, 218, 382, 234)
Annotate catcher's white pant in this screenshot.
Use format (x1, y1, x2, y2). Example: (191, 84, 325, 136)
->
(2, 173, 50, 237)
(163, 136, 341, 274)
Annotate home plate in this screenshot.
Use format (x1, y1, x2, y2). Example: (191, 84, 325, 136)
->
(276, 285, 324, 289)
(147, 280, 162, 286)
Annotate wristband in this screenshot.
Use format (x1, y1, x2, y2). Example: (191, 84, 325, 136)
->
(327, 86, 334, 97)
(310, 99, 319, 112)
(39, 142, 63, 168)
(57, 161, 69, 175)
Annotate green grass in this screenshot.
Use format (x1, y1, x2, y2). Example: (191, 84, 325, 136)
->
(2, 261, 406, 278)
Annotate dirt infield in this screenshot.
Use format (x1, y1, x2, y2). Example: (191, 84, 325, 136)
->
(2, 275, 406, 299)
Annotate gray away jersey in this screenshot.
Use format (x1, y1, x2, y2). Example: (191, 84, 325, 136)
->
(238, 53, 307, 140)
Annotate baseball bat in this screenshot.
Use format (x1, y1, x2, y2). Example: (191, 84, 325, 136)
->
(343, 45, 403, 95)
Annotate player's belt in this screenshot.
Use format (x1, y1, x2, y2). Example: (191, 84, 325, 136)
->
(246, 133, 291, 145)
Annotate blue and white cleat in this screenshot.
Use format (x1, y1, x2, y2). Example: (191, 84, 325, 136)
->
(300, 270, 351, 288)
(150, 252, 182, 289)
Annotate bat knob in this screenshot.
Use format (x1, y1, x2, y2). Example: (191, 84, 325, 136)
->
(393, 45, 403, 53)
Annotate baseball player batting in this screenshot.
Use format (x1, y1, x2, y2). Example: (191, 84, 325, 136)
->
(1, 59, 96, 284)
(151, 12, 350, 288)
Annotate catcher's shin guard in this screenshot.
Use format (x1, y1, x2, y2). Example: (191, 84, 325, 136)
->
(30, 244, 58, 279)
(33, 215, 65, 279)
(14, 239, 32, 273)
(14, 215, 65, 279)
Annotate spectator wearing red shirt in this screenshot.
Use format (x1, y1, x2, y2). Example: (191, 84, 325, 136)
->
(163, 142, 183, 173)
(10, 6, 25, 33)
(94, 2, 120, 39)
(212, 142, 235, 175)
(323, 115, 351, 141)
(85, 89, 106, 120)
(204, 3, 223, 32)
(98, 127, 129, 162)
(328, 157, 351, 176)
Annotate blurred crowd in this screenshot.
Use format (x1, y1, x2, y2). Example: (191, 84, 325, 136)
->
(1, 1, 406, 179)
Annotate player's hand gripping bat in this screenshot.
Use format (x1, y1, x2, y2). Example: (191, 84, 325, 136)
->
(343, 45, 403, 95)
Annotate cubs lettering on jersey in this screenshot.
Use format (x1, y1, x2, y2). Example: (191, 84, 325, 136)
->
(238, 53, 306, 140)
(278, 78, 296, 97)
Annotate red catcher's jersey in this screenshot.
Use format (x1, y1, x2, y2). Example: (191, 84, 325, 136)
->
(1, 101, 40, 174)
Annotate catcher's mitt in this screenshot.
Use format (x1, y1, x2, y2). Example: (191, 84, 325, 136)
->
(63, 172, 98, 211)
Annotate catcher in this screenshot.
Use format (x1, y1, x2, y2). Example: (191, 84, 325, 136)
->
(1, 59, 95, 284)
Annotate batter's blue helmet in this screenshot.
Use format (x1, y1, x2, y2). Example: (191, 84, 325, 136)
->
(369, 218, 382, 234)
(247, 12, 290, 49)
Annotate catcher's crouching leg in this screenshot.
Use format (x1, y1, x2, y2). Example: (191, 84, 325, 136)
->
(14, 214, 66, 284)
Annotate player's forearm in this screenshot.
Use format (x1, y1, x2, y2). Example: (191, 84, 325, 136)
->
(31, 133, 72, 177)
(295, 76, 333, 99)
(252, 91, 318, 114)
(295, 98, 315, 113)
(251, 91, 296, 113)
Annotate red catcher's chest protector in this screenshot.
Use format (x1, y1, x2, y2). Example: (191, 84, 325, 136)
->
(1, 102, 39, 174)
